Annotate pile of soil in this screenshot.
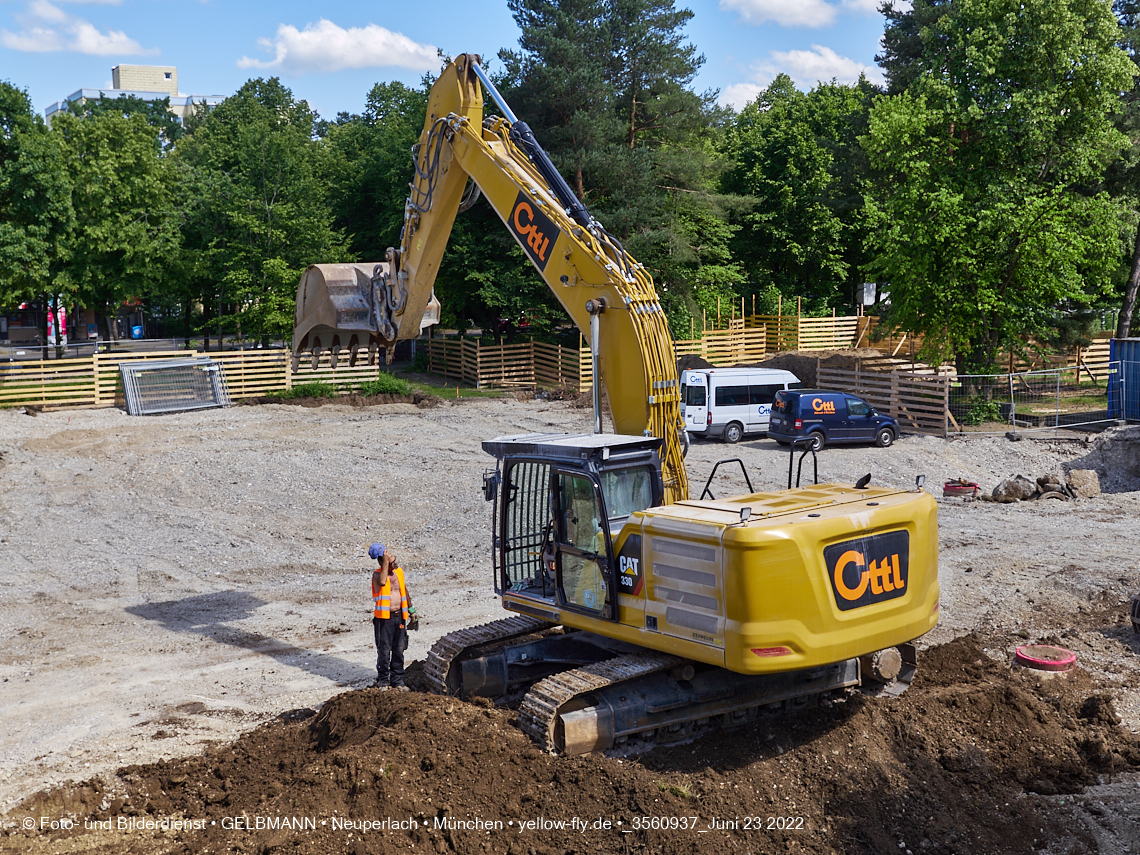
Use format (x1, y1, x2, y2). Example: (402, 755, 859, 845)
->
(7, 635, 1139, 855)
(754, 349, 884, 388)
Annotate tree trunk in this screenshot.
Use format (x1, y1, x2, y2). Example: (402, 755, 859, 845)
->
(1117, 219, 1140, 339)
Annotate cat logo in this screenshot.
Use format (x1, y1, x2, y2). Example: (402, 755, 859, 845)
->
(824, 531, 909, 611)
(617, 534, 643, 596)
(509, 193, 559, 272)
(812, 397, 837, 414)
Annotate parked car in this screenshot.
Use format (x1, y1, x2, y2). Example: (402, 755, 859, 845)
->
(680, 367, 802, 443)
(767, 389, 898, 450)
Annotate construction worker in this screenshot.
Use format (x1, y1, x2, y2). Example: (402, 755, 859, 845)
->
(368, 543, 410, 691)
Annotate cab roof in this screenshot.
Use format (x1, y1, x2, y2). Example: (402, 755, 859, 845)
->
(482, 432, 662, 462)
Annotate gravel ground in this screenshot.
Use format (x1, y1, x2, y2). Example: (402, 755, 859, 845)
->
(1, 396, 1139, 841)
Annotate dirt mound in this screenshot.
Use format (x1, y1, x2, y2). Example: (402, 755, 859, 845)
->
(752, 349, 882, 387)
(7, 635, 1139, 855)
(241, 391, 441, 408)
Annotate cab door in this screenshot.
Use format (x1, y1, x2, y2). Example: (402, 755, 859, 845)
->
(553, 470, 616, 620)
(842, 395, 876, 442)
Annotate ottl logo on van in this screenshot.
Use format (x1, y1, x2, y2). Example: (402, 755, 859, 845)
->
(812, 397, 836, 414)
(823, 531, 909, 611)
(509, 192, 559, 272)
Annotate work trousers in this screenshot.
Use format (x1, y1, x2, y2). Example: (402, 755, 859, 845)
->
(373, 613, 405, 687)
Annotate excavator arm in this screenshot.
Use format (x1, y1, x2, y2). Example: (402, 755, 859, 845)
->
(294, 54, 688, 503)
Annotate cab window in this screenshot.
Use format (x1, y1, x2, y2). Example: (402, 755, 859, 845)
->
(556, 473, 608, 613)
(599, 466, 654, 521)
(846, 397, 870, 417)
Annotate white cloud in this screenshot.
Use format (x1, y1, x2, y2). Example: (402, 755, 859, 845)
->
(774, 45, 883, 86)
(719, 0, 837, 27)
(719, 0, 905, 27)
(718, 45, 884, 109)
(1, 0, 155, 55)
(238, 19, 437, 75)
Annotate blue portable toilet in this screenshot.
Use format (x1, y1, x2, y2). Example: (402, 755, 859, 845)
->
(1109, 338, 1140, 420)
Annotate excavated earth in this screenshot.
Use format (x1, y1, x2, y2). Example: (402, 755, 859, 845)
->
(2, 393, 1140, 854)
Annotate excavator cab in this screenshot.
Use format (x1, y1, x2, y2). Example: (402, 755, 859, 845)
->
(482, 433, 663, 622)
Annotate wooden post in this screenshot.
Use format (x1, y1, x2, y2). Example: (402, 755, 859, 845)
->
(690, 318, 694, 340)
(703, 308, 706, 333)
(91, 351, 101, 407)
(717, 296, 721, 328)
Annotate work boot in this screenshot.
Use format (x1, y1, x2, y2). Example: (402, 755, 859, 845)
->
(372, 679, 390, 691)
(393, 685, 410, 693)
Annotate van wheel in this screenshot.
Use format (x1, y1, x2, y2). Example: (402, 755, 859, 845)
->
(807, 431, 826, 452)
(723, 422, 744, 444)
(875, 427, 895, 448)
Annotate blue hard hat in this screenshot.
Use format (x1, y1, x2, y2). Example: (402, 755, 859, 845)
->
(368, 543, 385, 560)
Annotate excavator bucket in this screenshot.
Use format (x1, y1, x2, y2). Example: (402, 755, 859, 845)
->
(292, 263, 440, 367)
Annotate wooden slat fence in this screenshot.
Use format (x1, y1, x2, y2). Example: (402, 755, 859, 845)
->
(424, 339, 586, 390)
(817, 365, 950, 437)
(675, 324, 766, 367)
(0, 349, 388, 410)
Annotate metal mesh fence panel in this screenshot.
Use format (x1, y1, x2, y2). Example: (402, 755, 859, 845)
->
(948, 364, 1116, 435)
(119, 358, 231, 415)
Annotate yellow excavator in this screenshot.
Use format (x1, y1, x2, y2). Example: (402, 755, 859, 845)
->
(293, 54, 939, 755)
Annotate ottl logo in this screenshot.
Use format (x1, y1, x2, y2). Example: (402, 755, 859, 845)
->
(812, 397, 836, 414)
(509, 192, 560, 272)
(824, 531, 909, 611)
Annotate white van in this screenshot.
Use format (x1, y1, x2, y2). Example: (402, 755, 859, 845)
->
(680, 367, 802, 443)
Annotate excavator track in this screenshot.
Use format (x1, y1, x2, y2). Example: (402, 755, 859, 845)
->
(425, 615, 552, 695)
(518, 652, 684, 754)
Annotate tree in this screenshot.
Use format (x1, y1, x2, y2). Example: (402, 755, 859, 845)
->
(725, 76, 878, 314)
(498, 0, 733, 337)
(69, 92, 184, 148)
(324, 82, 429, 261)
(1108, 0, 1140, 337)
(864, 0, 1134, 372)
(175, 78, 350, 346)
(0, 81, 73, 310)
(51, 110, 180, 340)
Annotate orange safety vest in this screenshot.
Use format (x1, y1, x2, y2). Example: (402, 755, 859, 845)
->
(372, 567, 409, 620)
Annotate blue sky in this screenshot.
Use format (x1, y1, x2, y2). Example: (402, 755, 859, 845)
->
(1, 0, 902, 120)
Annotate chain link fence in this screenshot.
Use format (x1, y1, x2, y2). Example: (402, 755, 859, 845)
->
(948, 363, 1118, 435)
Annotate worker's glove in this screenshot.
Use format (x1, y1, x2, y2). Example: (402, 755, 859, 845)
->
(407, 606, 420, 631)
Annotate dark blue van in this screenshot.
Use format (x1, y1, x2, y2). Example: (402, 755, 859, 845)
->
(767, 389, 898, 450)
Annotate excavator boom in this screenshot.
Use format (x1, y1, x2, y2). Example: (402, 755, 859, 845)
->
(293, 54, 688, 503)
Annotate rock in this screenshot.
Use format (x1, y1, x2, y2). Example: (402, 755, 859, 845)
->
(993, 476, 1038, 502)
(1066, 469, 1100, 498)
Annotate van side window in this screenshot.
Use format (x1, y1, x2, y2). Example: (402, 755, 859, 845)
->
(715, 385, 749, 406)
(684, 384, 706, 407)
(846, 397, 870, 417)
(750, 384, 783, 405)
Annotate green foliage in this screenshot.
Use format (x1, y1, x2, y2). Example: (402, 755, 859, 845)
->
(726, 76, 878, 313)
(358, 373, 412, 396)
(0, 81, 74, 308)
(175, 78, 351, 344)
(52, 110, 180, 337)
(960, 396, 1004, 425)
(68, 92, 183, 148)
(864, 0, 1134, 372)
(324, 82, 429, 258)
(270, 381, 338, 399)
